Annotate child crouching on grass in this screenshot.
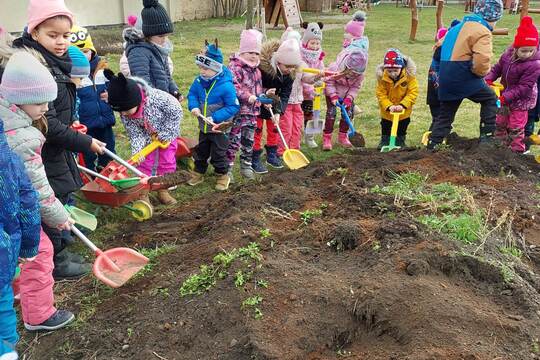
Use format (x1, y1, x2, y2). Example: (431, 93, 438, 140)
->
(104, 69, 183, 205)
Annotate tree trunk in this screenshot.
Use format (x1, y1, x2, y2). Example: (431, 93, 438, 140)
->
(409, 0, 418, 41)
(246, 0, 255, 28)
(521, 0, 529, 18)
(436, 0, 444, 31)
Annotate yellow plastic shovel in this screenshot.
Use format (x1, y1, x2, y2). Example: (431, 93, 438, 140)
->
(381, 110, 405, 152)
(268, 107, 310, 170)
(129, 137, 171, 165)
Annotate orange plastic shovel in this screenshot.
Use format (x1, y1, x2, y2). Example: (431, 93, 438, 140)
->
(71, 226, 149, 288)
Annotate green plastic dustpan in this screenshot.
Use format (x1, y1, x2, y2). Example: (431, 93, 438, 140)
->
(65, 205, 97, 231)
(110, 177, 141, 190)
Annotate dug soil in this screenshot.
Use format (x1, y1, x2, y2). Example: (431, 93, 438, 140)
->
(22, 139, 540, 360)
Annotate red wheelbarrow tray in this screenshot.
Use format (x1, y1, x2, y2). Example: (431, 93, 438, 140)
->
(80, 181, 149, 207)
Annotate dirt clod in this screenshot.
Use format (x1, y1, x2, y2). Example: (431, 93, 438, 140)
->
(327, 221, 362, 251)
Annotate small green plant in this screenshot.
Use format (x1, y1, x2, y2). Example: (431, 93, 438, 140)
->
(531, 339, 539, 354)
(372, 241, 381, 252)
(127, 327, 134, 338)
(499, 246, 523, 258)
(300, 209, 323, 225)
(150, 287, 170, 297)
(259, 228, 272, 239)
(242, 295, 264, 319)
(326, 167, 348, 177)
(234, 270, 253, 287)
(256, 279, 269, 288)
(419, 212, 484, 244)
(500, 263, 515, 283)
(180, 264, 218, 296)
(254, 308, 264, 319)
(136, 244, 178, 277)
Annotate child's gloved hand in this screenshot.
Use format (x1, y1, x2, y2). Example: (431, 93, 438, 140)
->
(191, 108, 202, 117)
(19, 256, 37, 263)
(248, 95, 257, 104)
(266, 88, 277, 96)
(57, 217, 75, 231)
(271, 113, 280, 125)
(389, 105, 404, 113)
(100, 91, 108, 103)
(343, 97, 353, 109)
(485, 79, 494, 86)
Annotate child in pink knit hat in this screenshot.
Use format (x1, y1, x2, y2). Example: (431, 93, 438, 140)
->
(226, 29, 264, 181)
(343, 11, 369, 52)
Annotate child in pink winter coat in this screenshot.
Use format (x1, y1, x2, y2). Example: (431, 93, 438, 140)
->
(301, 22, 325, 148)
(323, 48, 367, 150)
(277, 28, 319, 157)
(226, 29, 264, 180)
(485, 16, 540, 153)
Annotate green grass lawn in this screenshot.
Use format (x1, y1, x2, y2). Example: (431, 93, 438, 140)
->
(87, 5, 539, 229)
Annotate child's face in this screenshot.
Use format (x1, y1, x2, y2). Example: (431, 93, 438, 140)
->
(277, 62, 297, 75)
(149, 34, 170, 46)
(386, 68, 402, 80)
(120, 107, 138, 117)
(307, 39, 321, 51)
(82, 48, 93, 61)
(31, 17, 72, 57)
(239, 52, 260, 66)
(19, 103, 49, 121)
(516, 46, 536, 60)
(198, 65, 218, 79)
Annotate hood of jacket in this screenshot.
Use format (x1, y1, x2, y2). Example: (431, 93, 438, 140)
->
(0, 97, 33, 132)
(259, 39, 295, 79)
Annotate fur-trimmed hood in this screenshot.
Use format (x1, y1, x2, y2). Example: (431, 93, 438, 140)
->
(259, 39, 294, 79)
(375, 55, 417, 81)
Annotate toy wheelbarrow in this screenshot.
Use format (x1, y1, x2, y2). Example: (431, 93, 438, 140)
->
(305, 83, 325, 136)
(337, 101, 365, 147)
(267, 106, 310, 170)
(71, 226, 148, 288)
(381, 110, 405, 152)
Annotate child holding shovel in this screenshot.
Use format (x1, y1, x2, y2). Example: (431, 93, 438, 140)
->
(376, 48, 419, 149)
(0, 51, 78, 332)
(0, 119, 40, 360)
(187, 40, 239, 191)
(104, 69, 183, 205)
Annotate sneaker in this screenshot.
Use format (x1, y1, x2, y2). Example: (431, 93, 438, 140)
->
(251, 150, 268, 174)
(157, 190, 177, 205)
(227, 169, 235, 184)
(265, 146, 283, 169)
(239, 163, 255, 180)
(0, 352, 18, 360)
(187, 172, 204, 186)
(215, 174, 230, 191)
(53, 259, 91, 280)
(305, 135, 318, 148)
(24, 309, 75, 331)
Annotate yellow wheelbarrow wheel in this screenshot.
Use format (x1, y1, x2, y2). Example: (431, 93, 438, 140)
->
(131, 200, 153, 221)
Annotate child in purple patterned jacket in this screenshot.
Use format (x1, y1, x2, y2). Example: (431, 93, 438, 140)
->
(226, 29, 264, 181)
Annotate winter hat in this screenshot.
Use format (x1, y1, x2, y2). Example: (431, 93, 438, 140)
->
(27, 0, 74, 34)
(337, 48, 368, 73)
(103, 69, 142, 112)
(436, 27, 448, 41)
(196, 39, 223, 73)
(273, 38, 302, 66)
(345, 11, 366, 38)
(69, 25, 96, 55)
(514, 16, 539, 48)
(383, 48, 406, 69)
(128, 15, 144, 31)
(280, 27, 302, 44)
(301, 22, 323, 45)
(67, 46, 90, 78)
(0, 51, 57, 105)
(474, 0, 504, 22)
(141, 0, 174, 37)
(239, 29, 263, 54)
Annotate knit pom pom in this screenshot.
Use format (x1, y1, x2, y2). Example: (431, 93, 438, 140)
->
(143, 0, 159, 8)
(127, 15, 138, 26)
(353, 10, 366, 22)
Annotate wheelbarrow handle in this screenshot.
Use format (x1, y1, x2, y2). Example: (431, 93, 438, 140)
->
(267, 106, 289, 151)
(101, 148, 146, 177)
(77, 164, 114, 184)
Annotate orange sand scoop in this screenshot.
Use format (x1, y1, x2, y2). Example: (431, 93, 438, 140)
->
(72, 226, 149, 288)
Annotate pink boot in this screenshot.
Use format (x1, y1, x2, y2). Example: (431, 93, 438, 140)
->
(338, 132, 352, 148)
(322, 133, 333, 151)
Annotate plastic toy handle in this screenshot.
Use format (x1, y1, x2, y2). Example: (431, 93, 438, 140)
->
(301, 68, 337, 77)
(129, 139, 170, 164)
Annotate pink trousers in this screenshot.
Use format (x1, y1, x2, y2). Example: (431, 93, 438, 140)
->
(137, 140, 178, 176)
(18, 228, 56, 325)
(277, 104, 304, 156)
(495, 110, 528, 153)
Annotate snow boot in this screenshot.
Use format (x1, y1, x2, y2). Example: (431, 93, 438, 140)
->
(265, 145, 283, 169)
(251, 150, 268, 174)
(322, 133, 333, 151)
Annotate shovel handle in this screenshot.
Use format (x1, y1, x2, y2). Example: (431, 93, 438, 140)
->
(77, 165, 113, 184)
(101, 148, 146, 177)
(268, 107, 289, 151)
(129, 139, 170, 164)
(337, 102, 357, 135)
(71, 226, 122, 273)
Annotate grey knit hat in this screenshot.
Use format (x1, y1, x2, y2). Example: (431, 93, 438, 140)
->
(141, 0, 174, 37)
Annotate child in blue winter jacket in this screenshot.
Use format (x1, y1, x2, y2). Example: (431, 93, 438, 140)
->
(70, 25, 116, 171)
(0, 120, 41, 360)
(187, 40, 240, 192)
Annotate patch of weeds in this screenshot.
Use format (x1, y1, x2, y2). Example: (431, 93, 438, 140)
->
(372, 171, 427, 200)
(136, 244, 178, 278)
(326, 167, 348, 177)
(499, 246, 523, 258)
(500, 263, 515, 283)
(531, 339, 539, 354)
(419, 212, 484, 244)
(242, 295, 264, 319)
(180, 242, 263, 296)
(150, 287, 170, 297)
(256, 279, 269, 288)
(259, 228, 272, 239)
(300, 206, 325, 225)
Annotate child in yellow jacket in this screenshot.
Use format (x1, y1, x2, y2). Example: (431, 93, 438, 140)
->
(376, 48, 418, 149)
